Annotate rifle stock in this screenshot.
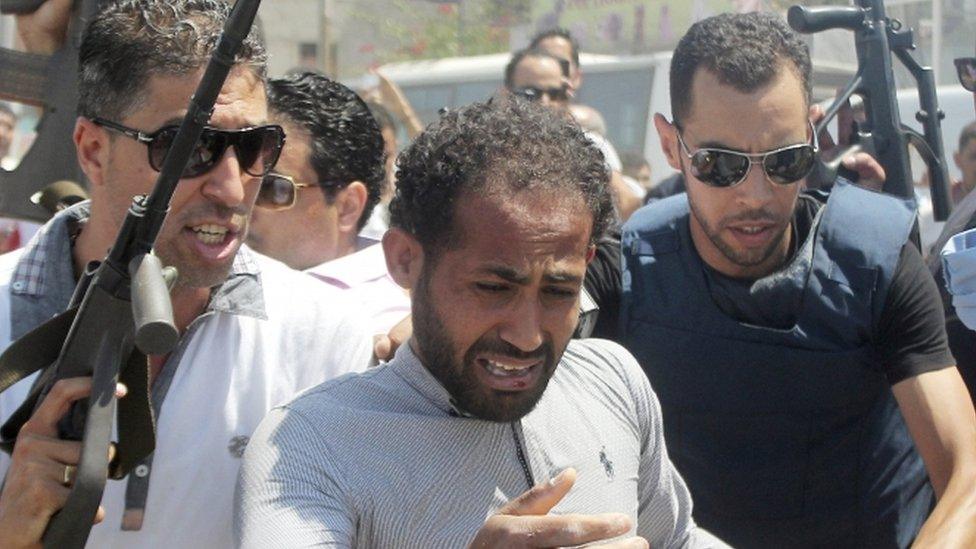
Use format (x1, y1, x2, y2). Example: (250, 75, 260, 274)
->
(789, 0, 953, 225)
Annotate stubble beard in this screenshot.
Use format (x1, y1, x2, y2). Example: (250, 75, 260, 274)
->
(688, 195, 789, 271)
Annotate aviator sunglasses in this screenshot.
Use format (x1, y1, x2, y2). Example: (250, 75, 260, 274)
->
(257, 172, 350, 210)
(675, 121, 819, 188)
(92, 118, 285, 179)
(256, 173, 313, 210)
(956, 57, 976, 92)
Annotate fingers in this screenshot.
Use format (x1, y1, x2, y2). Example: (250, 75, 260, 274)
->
(842, 152, 886, 189)
(499, 468, 576, 516)
(22, 377, 92, 437)
(517, 513, 632, 547)
(22, 379, 126, 438)
(11, 432, 81, 468)
(373, 335, 393, 363)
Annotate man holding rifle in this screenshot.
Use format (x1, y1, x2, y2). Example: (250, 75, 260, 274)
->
(0, 1, 372, 547)
(621, 12, 976, 548)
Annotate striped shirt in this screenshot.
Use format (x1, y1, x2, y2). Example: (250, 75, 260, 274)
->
(235, 339, 726, 548)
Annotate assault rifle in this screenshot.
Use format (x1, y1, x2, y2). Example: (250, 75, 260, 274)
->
(0, 0, 263, 546)
(0, 0, 102, 222)
(789, 0, 953, 223)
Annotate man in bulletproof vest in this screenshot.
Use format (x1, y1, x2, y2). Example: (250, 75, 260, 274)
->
(620, 12, 976, 548)
(0, 1, 372, 547)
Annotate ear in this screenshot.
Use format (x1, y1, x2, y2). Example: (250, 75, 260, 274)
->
(956, 150, 964, 171)
(383, 227, 424, 291)
(585, 244, 596, 265)
(74, 117, 109, 187)
(653, 113, 682, 171)
(335, 181, 368, 235)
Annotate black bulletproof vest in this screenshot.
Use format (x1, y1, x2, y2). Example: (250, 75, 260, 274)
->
(620, 181, 932, 548)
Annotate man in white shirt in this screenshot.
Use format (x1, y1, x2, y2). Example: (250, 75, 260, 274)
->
(247, 72, 410, 337)
(0, 2, 372, 547)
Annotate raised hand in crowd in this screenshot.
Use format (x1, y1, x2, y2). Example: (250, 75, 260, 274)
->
(15, 0, 72, 54)
(809, 103, 887, 190)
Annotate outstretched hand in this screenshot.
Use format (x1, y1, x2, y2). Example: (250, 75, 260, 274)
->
(468, 468, 648, 549)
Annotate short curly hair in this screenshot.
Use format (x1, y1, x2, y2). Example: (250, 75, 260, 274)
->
(268, 72, 385, 230)
(390, 97, 614, 254)
(670, 12, 811, 124)
(78, 0, 267, 121)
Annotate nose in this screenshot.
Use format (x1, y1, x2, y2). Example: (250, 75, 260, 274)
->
(200, 146, 248, 208)
(733, 160, 775, 207)
(497, 297, 546, 354)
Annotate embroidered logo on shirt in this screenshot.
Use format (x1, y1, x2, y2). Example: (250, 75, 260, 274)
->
(228, 435, 250, 458)
(600, 446, 615, 480)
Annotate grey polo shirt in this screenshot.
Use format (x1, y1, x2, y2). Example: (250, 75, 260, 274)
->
(235, 339, 726, 548)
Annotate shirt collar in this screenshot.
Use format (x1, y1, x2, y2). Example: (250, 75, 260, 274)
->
(11, 201, 88, 300)
(305, 237, 388, 288)
(389, 341, 472, 417)
(208, 245, 266, 319)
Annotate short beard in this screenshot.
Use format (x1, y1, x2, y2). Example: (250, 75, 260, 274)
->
(687, 189, 789, 272)
(412, 264, 559, 422)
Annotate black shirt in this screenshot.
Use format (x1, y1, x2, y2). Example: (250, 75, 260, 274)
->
(703, 192, 953, 385)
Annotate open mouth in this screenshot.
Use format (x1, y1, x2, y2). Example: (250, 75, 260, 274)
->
(191, 223, 230, 245)
(182, 222, 240, 262)
(728, 223, 775, 247)
(475, 356, 544, 391)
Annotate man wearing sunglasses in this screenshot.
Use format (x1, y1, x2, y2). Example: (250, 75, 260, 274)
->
(0, 1, 372, 547)
(504, 48, 643, 221)
(620, 12, 976, 548)
(247, 72, 410, 338)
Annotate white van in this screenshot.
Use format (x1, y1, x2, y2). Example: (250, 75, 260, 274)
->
(374, 52, 675, 180)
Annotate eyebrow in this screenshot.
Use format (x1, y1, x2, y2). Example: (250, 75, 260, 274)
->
(695, 139, 740, 151)
(480, 265, 583, 285)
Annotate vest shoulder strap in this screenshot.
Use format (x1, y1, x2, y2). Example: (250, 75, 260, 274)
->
(622, 193, 689, 257)
(817, 180, 916, 319)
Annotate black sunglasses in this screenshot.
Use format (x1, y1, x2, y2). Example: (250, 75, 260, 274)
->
(92, 118, 285, 179)
(512, 85, 570, 103)
(256, 173, 315, 210)
(956, 57, 976, 92)
(675, 121, 819, 188)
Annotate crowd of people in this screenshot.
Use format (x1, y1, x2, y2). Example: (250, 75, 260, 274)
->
(1, 0, 976, 548)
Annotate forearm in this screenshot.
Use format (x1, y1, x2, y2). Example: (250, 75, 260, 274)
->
(913, 463, 976, 548)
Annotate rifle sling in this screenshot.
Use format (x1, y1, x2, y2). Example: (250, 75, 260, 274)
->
(0, 307, 156, 479)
